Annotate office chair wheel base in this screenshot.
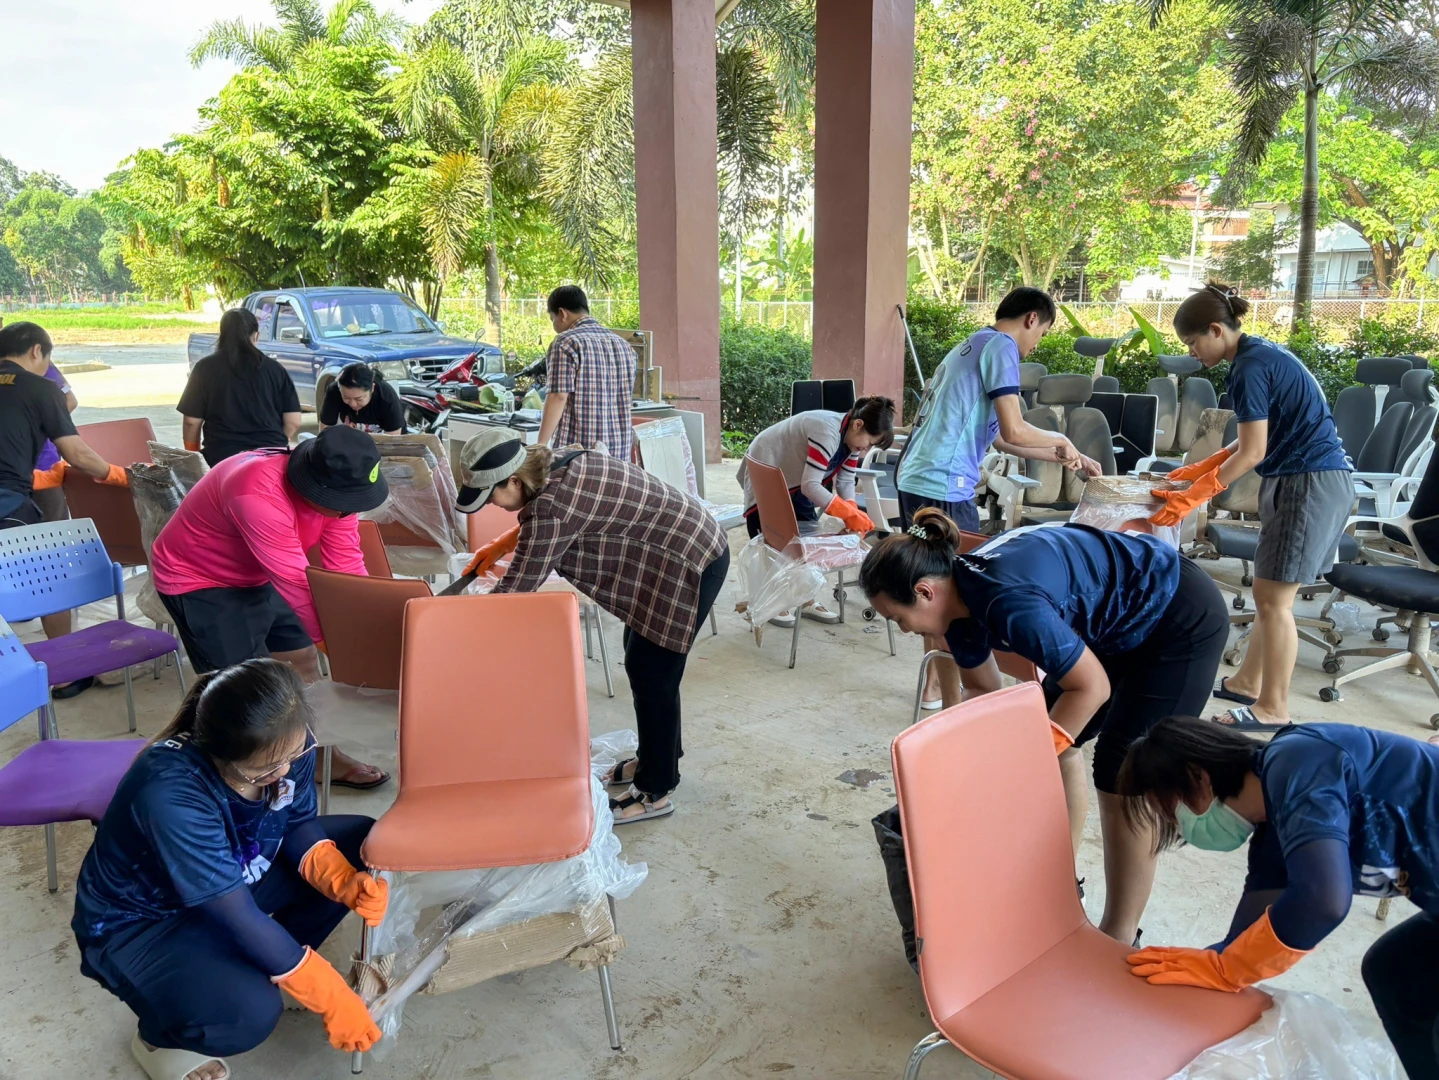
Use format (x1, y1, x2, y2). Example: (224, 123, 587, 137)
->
(1224, 648, 1242, 666)
(1322, 657, 1343, 675)
(1430, 713, 1439, 731)
(1324, 630, 1342, 646)
(1232, 596, 1246, 611)
(833, 586, 845, 603)
(1319, 686, 1342, 703)
(862, 607, 877, 622)
(1301, 591, 1316, 601)
(1241, 574, 1253, 587)
(1374, 627, 1391, 643)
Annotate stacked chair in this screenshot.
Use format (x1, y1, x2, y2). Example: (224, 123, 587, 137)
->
(1332, 357, 1415, 461)
(1138, 356, 1218, 473)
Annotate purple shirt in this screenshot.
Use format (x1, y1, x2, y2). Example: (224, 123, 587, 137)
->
(34, 364, 73, 471)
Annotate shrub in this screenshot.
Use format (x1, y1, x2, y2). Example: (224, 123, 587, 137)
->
(718, 319, 812, 437)
(721, 430, 753, 456)
(1346, 317, 1439, 362)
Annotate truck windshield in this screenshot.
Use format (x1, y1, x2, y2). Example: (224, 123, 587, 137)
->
(308, 295, 438, 338)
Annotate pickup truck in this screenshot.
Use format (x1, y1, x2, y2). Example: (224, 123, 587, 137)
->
(188, 286, 504, 422)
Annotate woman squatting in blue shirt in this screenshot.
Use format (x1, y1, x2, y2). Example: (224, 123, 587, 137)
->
(859, 510, 1230, 948)
(1120, 716, 1439, 1080)
(72, 660, 384, 1080)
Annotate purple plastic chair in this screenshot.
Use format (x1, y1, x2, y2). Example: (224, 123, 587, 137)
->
(0, 519, 182, 734)
(0, 616, 144, 892)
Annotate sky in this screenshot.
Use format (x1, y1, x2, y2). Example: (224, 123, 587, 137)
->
(0, 0, 442, 193)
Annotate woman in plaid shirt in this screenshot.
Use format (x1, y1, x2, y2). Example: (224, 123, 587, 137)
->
(455, 430, 730, 824)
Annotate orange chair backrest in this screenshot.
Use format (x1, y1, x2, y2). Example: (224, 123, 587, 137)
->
(64, 418, 156, 566)
(398, 594, 589, 788)
(466, 503, 520, 551)
(745, 455, 801, 555)
(892, 683, 1084, 1021)
(306, 567, 431, 690)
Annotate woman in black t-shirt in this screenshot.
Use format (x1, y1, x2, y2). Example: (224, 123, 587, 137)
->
(179, 309, 302, 467)
(318, 363, 405, 435)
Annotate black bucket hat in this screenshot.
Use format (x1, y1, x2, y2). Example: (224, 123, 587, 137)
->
(286, 426, 389, 513)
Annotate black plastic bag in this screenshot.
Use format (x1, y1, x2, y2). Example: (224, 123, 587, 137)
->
(872, 805, 918, 972)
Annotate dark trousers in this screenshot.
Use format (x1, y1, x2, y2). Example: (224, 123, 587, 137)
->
(85, 815, 372, 1057)
(745, 491, 818, 538)
(1364, 910, 1439, 1079)
(624, 548, 730, 797)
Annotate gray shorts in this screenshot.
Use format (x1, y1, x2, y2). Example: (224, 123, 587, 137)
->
(1256, 469, 1354, 585)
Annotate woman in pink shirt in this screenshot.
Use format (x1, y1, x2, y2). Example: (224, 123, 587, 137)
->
(152, 425, 391, 789)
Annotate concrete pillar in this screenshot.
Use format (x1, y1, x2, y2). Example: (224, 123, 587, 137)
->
(811, 0, 915, 404)
(632, 0, 722, 462)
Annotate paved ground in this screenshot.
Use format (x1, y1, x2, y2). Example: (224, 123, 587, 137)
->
(0, 347, 1425, 1078)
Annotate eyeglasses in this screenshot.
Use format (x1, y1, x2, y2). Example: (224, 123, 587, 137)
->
(230, 727, 316, 787)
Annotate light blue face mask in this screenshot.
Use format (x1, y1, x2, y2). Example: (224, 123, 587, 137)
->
(1176, 796, 1254, 852)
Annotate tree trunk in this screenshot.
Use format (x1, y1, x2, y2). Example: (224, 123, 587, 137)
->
(1293, 55, 1321, 326)
(484, 243, 502, 346)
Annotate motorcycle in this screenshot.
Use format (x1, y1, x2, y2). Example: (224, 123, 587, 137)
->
(394, 353, 544, 433)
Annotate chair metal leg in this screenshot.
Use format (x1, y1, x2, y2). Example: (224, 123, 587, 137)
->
(836, 569, 847, 622)
(903, 1032, 949, 1080)
(598, 964, 623, 1050)
(887, 618, 896, 657)
(44, 823, 59, 893)
(594, 606, 615, 698)
(317, 651, 330, 678)
(1378, 896, 1393, 921)
(123, 666, 137, 733)
(153, 654, 162, 680)
(352, 921, 372, 1074)
(174, 652, 186, 695)
(788, 609, 802, 669)
(42, 701, 59, 740)
(912, 650, 944, 726)
(710, 608, 718, 636)
(584, 604, 594, 658)
(320, 745, 333, 816)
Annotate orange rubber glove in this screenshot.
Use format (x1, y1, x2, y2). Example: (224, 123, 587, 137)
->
(1050, 721, 1074, 756)
(32, 462, 66, 491)
(300, 840, 389, 927)
(1127, 908, 1309, 992)
(273, 947, 381, 1052)
(183, 440, 202, 452)
(1149, 469, 1225, 527)
(826, 496, 874, 534)
(1164, 446, 1233, 482)
(462, 525, 521, 578)
(98, 463, 130, 488)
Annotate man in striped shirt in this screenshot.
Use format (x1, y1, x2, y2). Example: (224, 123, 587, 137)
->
(537, 285, 638, 460)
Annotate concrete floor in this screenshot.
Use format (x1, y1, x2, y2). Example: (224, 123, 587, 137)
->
(1, 368, 1431, 1078)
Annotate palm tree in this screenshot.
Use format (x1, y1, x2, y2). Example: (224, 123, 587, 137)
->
(1149, 0, 1439, 324)
(391, 33, 569, 340)
(190, 0, 403, 72)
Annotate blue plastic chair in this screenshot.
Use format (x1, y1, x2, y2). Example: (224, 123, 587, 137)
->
(0, 615, 145, 891)
(0, 519, 182, 734)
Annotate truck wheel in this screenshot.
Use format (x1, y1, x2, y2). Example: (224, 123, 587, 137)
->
(315, 377, 334, 414)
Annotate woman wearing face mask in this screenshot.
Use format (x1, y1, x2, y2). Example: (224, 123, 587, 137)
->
(1119, 716, 1439, 1080)
(72, 660, 384, 1080)
(860, 509, 1229, 946)
(1148, 283, 1351, 732)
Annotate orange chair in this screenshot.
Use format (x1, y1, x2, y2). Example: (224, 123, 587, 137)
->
(306, 519, 392, 578)
(306, 567, 430, 691)
(745, 454, 896, 667)
(355, 593, 617, 1068)
(63, 418, 155, 567)
(891, 683, 1268, 1079)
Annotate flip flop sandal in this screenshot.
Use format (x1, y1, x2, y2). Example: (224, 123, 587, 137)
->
(330, 766, 392, 791)
(1212, 677, 1257, 706)
(131, 1031, 229, 1080)
(604, 758, 638, 788)
(1212, 706, 1289, 733)
(610, 787, 675, 825)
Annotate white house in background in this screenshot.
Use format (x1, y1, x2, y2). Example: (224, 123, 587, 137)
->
(1120, 257, 1208, 300)
(1271, 210, 1378, 298)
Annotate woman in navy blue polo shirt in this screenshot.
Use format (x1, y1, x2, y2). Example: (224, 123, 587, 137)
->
(1148, 284, 1352, 732)
(73, 660, 384, 1080)
(1120, 716, 1439, 1079)
(860, 510, 1229, 946)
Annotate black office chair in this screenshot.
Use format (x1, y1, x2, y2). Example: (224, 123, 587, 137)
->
(791, 379, 856, 416)
(1332, 357, 1414, 461)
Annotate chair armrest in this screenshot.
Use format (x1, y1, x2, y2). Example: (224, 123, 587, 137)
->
(1352, 472, 1401, 483)
(1009, 474, 1042, 490)
(852, 468, 888, 479)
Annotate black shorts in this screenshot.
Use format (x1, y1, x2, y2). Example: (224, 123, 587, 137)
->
(1046, 557, 1228, 793)
(898, 490, 980, 533)
(158, 585, 312, 675)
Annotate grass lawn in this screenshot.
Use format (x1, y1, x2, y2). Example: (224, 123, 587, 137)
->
(0, 307, 216, 344)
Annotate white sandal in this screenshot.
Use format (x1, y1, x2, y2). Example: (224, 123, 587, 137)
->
(131, 1031, 230, 1080)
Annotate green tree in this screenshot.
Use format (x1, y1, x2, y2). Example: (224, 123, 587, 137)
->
(1, 183, 125, 298)
(190, 0, 403, 71)
(1214, 207, 1294, 290)
(1150, 0, 1439, 323)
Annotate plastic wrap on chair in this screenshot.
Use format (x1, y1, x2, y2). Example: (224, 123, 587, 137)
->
(734, 534, 828, 627)
(1071, 476, 1187, 550)
(306, 681, 400, 774)
(635, 416, 699, 494)
(146, 443, 208, 494)
(129, 463, 186, 626)
(357, 736, 647, 1056)
(361, 447, 466, 569)
(1165, 989, 1398, 1080)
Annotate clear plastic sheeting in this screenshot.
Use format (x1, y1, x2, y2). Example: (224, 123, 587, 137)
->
(1072, 475, 1186, 550)
(128, 462, 187, 627)
(357, 733, 647, 1056)
(633, 415, 743, 527)
(362, 434, 467, 576)
(146, 442, 208, 494)
(305, 681, 399, 774)
(734, 534, 827, 629)
(1166, 989, 1400, 1080)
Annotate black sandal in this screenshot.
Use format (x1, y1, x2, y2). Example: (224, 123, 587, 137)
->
(1213, 677, 1257, 707)
(609, 786, 675, 825)
(604, 757, 638, 788)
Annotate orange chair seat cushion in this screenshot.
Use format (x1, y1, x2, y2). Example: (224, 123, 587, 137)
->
(361, 776, 595, 872)
(937, 925, 1270, 1080)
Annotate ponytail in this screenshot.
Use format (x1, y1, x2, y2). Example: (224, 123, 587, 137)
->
(151, 670, 218, 746)
(1173, 282, 1251, 338)
(215, 307, 265, 371)
(859, 507, 961, 604)
(149, 659, 310, 763)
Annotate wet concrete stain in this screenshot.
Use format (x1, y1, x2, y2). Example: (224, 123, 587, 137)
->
(806, 812, 829, 821)
(835, 768, 884, 788)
